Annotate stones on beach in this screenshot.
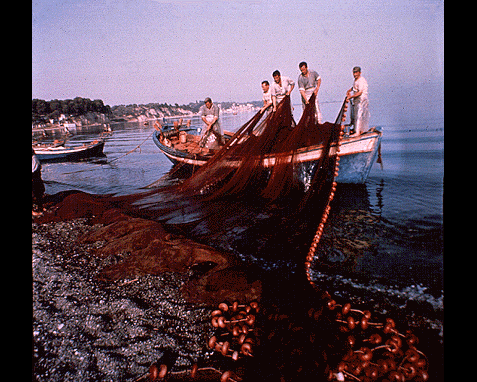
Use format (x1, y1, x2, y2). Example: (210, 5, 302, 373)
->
(33, 219, 215, 382)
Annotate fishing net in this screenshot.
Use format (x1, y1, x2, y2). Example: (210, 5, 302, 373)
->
(181, 94, 341, 203)
(132, 94, 343, 219)
(173, 95, 295, 200)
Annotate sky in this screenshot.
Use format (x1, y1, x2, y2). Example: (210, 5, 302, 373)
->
(32, 0, 443, 112)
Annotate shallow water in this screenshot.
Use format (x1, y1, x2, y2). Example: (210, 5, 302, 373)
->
(39, 108, 443, 314)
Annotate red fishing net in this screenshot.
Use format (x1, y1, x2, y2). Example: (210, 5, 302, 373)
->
(134, 93, 343, 213)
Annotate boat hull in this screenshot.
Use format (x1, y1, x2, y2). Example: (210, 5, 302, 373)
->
(34, 140, 105, 163)
(153, 127, 382, 184)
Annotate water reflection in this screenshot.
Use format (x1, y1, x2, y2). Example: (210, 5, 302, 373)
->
(374, 179, 384, 216)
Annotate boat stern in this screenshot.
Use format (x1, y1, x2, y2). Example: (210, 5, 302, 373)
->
(335, 127, 382, 184)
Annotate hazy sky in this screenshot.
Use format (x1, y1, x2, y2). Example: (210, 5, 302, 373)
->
(32, 0, 443, 109)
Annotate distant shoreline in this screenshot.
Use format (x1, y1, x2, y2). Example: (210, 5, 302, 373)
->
(33, 98, 263, 134)
(32, 108, 260, 128)
(31, 108, 261, 138)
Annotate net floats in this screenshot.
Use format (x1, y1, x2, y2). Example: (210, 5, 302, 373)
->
(201, 296, 428, 382)
(208, 300, 259, 362)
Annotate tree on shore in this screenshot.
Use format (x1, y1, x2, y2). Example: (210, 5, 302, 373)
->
(32, 97, 112, 122)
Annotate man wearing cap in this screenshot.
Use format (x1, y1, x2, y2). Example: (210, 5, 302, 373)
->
(298, 61, 322, 123)
(346, 66, 370, 135)
(199, 97, 223, 147)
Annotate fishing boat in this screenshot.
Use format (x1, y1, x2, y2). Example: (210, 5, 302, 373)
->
(153, 124, 382, 184)
(32, 139, 105, 163)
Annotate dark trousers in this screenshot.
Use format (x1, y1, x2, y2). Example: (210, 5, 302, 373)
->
(32, 169, 45, 210)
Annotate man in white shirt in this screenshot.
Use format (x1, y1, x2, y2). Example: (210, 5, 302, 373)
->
(346, 66, 370, 135)
(260, 80, 272, 114)
(297, 61, 322, 123)
(270, 70, 295, 112)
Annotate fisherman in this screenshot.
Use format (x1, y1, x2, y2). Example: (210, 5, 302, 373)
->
(297, 61, 322, 123)
(260, 80, 272, 114)
(346, 66, 370, 135)
(199, 97, 224, 148)
(270, 70, 295, 112)
(32, 147, 45, 217)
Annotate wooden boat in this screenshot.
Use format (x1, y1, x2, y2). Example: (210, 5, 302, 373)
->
(153, 125, 382, 184)
(33, 139, 105, 163)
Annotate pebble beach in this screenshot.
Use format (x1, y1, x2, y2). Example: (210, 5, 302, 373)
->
(32, 218, 214, 381)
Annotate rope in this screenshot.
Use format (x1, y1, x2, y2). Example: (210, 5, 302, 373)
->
(304, 96, 348, 285)
(107, 129, 154, 165)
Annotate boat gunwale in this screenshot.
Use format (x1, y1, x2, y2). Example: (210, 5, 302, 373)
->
(153, 127, 382, 167)
(33, 140, 104, 155)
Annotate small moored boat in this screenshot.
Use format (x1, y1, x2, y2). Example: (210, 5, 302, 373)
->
(153, 125, 382, 184)
(33, 139, 105, 163)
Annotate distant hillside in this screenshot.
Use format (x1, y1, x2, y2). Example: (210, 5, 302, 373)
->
(110, 100, 262, 121)
(110, 102, 196, 121)
(32, 97, 263, 127)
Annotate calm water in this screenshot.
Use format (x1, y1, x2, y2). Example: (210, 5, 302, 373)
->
(40, 104, 443, 312)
